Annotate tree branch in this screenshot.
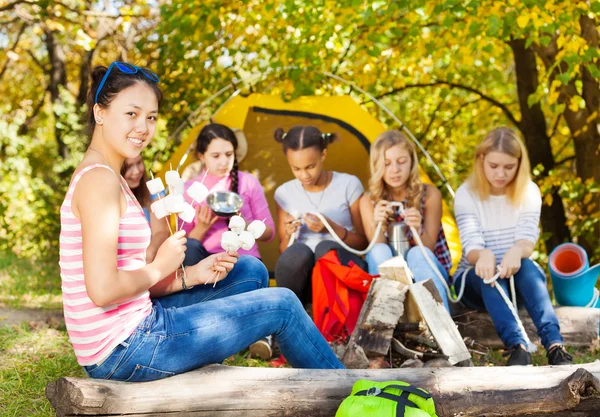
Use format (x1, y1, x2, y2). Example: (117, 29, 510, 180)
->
(549, 113, 563, 138)
(555, 155, 576, 166)
(0, 0, 34, 12)
(0, 22, 25, 82)
(364, 81, 520, 129)
(18, 93, 46, 136)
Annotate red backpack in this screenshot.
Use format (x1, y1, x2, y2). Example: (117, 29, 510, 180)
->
(312, 250, 375, 341)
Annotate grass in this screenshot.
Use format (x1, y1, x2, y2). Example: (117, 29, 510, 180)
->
(0, 249, 598, 416)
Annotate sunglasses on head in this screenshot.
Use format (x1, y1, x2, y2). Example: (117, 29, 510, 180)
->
(94, 62, 159, 104)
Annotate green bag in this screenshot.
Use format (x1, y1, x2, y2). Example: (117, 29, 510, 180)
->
(336, 380, 438, 417)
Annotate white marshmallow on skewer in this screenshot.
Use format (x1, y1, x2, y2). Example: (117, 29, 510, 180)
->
(221, 230, 242, 253)
(146, 178, 165, 195)
(164, 194, 186, 214)
(229, 215, 246, 234)
(151, 199, 169, 219)
(247, 220, 266, 239)
(165, 170, 181, 187)
(186, 182, 210, 202)
(178, 202, 196, 223)
(172, 178, 185, 195)
(238, 231, 256, 251)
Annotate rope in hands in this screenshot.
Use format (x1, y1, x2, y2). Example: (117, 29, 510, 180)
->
(287, 202, 536, 352)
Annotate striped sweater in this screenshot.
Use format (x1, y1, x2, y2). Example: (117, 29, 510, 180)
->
(59, 164, 152, 366)
(454, 181, 542, 279)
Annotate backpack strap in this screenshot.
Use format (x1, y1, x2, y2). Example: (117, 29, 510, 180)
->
(380, 384, 432, 399)
(355, 386, 420, 417)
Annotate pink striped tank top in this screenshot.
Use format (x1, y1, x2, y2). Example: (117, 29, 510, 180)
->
(59, 164, 152, 366)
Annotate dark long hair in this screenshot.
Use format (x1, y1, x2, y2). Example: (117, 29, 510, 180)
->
(274, 125, 337, 153)
(86, 64, 163, 139)
(120, 158, 150, 208)
(196, 123, 239, 193)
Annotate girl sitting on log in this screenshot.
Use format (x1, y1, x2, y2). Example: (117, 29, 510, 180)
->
(273, 125, 368, 305)
(179, 123, 275, 267)
(59, 63, 343, 382)
(120, 155, 169, 263)
(360, 130, 453, 311)
(453, 127, 572, 366)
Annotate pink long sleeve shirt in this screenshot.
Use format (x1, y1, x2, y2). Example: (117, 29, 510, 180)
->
(180, 170, 275, 258)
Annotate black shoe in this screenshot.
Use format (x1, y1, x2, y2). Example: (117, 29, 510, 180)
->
(504, 345, 532, 366)
(547, 345, 573, 366)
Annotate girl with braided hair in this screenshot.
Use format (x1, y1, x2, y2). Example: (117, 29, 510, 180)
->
(180, 123, 275, 267)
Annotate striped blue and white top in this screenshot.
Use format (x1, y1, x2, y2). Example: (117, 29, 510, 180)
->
(454, 180, 542, 278)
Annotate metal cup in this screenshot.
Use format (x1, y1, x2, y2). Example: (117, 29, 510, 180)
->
(387, 222, 411, 258)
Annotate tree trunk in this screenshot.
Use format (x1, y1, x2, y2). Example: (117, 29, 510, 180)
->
(45, 29, 68, 159)
(46, 363, 600, 417)
(509, 38, 571, 251)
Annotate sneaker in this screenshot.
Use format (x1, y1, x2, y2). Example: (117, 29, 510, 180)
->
(547, 345, 573, 366)
(249, 336, 273, 360)
(504, 345, 532, 366)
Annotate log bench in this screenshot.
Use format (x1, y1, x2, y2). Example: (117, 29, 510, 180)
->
(453, 305, 600, 348)
(46, 362, 600, 416)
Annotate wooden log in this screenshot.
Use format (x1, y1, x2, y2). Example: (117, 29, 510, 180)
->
(408, 279, 471, 365)
(454, 306, 600, 348)
(377, 255, 412, 286)
(342, 277, 407, 361)
(46, 363, 600, 417)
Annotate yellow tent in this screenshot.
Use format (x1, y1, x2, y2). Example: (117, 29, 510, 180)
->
(161, 93, 461, 275)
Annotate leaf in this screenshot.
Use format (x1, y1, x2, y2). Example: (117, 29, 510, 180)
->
(517, 15, 529, 29)
(556, 73, 571, 85)
(539, 36, 551, 47)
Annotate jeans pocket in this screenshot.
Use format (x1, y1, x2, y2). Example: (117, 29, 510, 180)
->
(124, 364, 175, 382)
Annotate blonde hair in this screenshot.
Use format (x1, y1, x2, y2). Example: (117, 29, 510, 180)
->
(368, 130, 422, 208)
(469, 126, 531, 206)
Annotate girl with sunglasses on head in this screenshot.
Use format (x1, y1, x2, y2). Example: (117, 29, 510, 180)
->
(453, 127, 572, 366)
(360, 130, 453, 311)
(59, 62, 343, 383)
(273, 126, 368, 306)
(179, 123, 275, 267)
(120, 155, 169, 263)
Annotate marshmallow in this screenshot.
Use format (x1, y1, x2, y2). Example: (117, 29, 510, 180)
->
(238, 230, 256, 251)
(165, 170, 181, 187)
(146, 178, 165, 195)
(178, 202, 196, 223)
(221, 230, 241, 253)
(229, 215, 246, 234)
(164, 194, 186, 213)
(172, 178, 185, 195)
(186, 181, 209, 202)
(247, 220, 266, 239)
(151, 199, 168, 219)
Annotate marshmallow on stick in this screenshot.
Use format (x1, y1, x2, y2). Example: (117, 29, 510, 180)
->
(221, 230, 242, 253)
(146, 178, 165, 195)
(151, 199, 169, 219)
(186, 181, 209, 203)
(229, 215, 246, 234)
(172, 178, 185, 195)
(164, 194, 186, 214)
(238, 230, 256, 251)
(178, 202, 196, 224)
(165, 168, 181, 188)
(247, 220, 266, 239)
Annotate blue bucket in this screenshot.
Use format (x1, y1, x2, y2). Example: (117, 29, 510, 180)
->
(549, 243, 600, 308)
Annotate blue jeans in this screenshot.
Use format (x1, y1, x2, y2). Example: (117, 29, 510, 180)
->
(454, 258, 563, 350)
(182, 238, 212, 267)
(406, 246, 450, 312)
(83, 256, 343, 381)
(365, 243, 394, 275)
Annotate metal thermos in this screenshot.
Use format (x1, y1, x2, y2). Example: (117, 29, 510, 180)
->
(387, 222, 410, 258)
